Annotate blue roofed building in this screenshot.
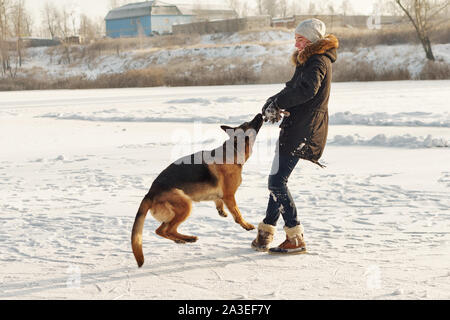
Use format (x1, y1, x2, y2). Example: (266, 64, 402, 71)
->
(105, 1, 194, 38)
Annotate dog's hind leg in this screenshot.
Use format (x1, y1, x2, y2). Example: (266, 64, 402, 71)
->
(155, 221, 181, 242)
(151, 196, 186, 243)
(164, 190, 198, 244)
(155, 220, 192, 243)
(155, 222, 170, 239)
(214, 199, 228, 217)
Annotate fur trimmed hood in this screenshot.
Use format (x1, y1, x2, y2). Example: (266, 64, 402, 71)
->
(291, 34, 339, 66)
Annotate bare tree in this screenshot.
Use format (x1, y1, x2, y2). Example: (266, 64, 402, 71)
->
(227, 0, 239, 13)
(341, 0, 354, 16)
(290, 0, 308, 15)
(263, 0, 278, 17)
(394, 0, 450, 61)
(69, 5, 80, 37)
(240, 1, 249, 17)
(80, 14, 104, 42)
(79, 14, 94, 43)
(108, 0, 126, 10)
(279, 0, 288, 18)
(59, 7, 75, 64)
(0, 0, 30, 77)
(192, 0, 210, 21)
(327, 1, 336, 30)
(227, 0, 249, 17)
(95, 16, 106, 38)
(42, 3, 77, 64)
(11, 0, 30, 69)
(290, 0, 298, 15)
(253, 0, 280, 17)
(58, 7, 72, 40)
(0, 1, 9, 40)
(0, 0, 12, 76)
(42, 2, 59, 39)
(377, 0, 401, 14)
(307, 2, 317, 14)
(256, 0, 264, 15)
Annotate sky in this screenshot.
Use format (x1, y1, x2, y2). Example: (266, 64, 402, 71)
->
(26, 0, 379, 19)
(26, 0, 379, 31)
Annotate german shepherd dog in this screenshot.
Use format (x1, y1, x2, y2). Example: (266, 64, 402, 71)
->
(131, 113, 264, 267)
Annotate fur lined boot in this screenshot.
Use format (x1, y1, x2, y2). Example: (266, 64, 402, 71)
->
(251, 222, 276, 252)
(269, 225, 307, 255)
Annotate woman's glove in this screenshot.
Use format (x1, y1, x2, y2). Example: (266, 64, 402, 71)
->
(262, 97, 291, 124)
(262, 97, 276, 115)
(262, 98, 281, 123)
(264, 104, 282, 123)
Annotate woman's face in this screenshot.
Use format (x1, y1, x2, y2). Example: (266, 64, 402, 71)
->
(295, 34, 311, 51)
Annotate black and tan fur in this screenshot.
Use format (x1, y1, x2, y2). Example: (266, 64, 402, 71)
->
(131, 113, 264, 267)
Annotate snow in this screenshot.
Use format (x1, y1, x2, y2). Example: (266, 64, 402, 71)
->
(0, 80, 449, 299)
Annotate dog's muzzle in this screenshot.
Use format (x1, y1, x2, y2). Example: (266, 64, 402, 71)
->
(251, 113, 264, 132)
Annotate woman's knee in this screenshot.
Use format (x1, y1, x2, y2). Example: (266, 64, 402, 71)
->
(268, 174, 287, 192)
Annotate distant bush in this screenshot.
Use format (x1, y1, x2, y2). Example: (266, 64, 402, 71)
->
(162, 58, 258, 86)
(333, 59, 411, 82)
(0, 58, 258, 90)
(0, 58, 419, 91)
(334, 26, 418, 50)
(333, 21, 450, 49)
(95, 68, 165, 88)
(418, 60, 450, 80)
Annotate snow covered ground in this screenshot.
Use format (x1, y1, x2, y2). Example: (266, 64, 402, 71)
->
(0, 80, 449, 299)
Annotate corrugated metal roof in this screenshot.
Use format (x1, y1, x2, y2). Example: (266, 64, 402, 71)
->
(105, 1, 154, 20)
(105, 1, 235, 21)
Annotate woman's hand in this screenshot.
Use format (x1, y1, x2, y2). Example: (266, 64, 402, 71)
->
(262, 98, 289, 123)
(263, 103, 281, 123)
(262, 98, 276, 115)
(262, 97, 278, 123)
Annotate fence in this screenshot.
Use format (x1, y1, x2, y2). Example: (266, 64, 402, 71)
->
(173, 16, 272, 35)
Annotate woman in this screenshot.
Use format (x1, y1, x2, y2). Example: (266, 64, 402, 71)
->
(252, 19, 339, 254)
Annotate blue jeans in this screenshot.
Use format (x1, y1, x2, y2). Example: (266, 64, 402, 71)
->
(263, 147, 301, 228)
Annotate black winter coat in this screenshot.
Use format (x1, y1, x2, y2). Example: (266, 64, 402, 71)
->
(271, 34, 339, 167)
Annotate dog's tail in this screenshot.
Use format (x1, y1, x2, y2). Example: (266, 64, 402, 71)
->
(131, 198, 152, 268)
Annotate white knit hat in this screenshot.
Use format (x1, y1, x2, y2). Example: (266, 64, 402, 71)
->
(295, 18, 326, 43)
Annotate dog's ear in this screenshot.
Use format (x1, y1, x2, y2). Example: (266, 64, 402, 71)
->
(221, 125, 234, 136)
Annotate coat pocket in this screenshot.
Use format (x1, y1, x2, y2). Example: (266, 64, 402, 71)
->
(308, 111, 328, 160)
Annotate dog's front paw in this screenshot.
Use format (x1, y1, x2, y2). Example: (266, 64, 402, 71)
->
(242, 223, 255, 231)
(184, 236, 198, 243)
